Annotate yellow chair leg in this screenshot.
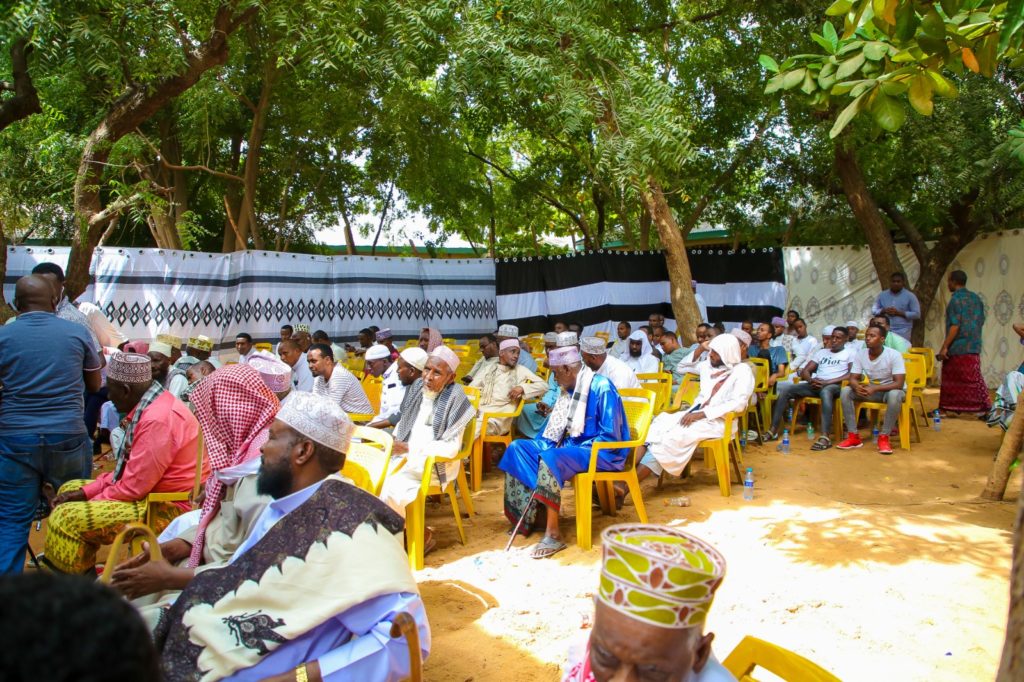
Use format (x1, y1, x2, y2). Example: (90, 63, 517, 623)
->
(713, 444, 731, 497)
(405, 497, 425, 571)
(574, 475, 594, 551)
(446, 487, 467, 545)
(455, 468, 475, 516)
(900, 407, 911, 451)
(626, 473, 648, 523)
(470, 439, 483, 492)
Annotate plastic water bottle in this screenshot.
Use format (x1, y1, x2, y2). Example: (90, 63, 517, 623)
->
(743, 468, 755, 500)
(806, 424, 815, 441)
(932, 410, 941, 432)
(872, 426, 879, 442)
(777, 429, 791, 454)
(786, 406, 794, 423)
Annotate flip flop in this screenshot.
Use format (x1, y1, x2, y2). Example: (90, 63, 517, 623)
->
(810, 436, 832, 451)
(530, 536, 567, 559)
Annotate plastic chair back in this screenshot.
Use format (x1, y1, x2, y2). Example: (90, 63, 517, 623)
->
(362, 375, 383, 413)
(747, 357, 770, 393)
(723, 635, 840, 682)
(254, 342, 273, 353)
(635, 372, 672, 413)
(908, 346, 935, 380)
(616, 388, 657, 460)
(595, 331, 610, 342)
(343, 426, 394, 495)
(903, 353, 926, 393)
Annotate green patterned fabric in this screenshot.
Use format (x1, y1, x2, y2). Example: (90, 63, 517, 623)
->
(598, 524, 726, 629)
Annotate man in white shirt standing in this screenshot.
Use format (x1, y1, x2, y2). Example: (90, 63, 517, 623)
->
(765, 326, 854, 451)
(837, 324, 907, 455)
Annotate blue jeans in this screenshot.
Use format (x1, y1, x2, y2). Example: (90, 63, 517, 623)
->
(0, 432, 92, 574)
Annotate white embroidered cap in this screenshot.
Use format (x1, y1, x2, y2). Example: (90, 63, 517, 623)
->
(580, 337, 607, 354)
(496, 324, 519, 338)
(556, 332, 578, 347)
(365, 345, 391, 361)
(399, 347, 428, 371)
(276, 391, 354, 454)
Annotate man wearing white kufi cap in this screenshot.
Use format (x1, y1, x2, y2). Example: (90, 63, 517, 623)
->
(517, 330, 578, 438)
(369, 347, 428, 429)
(495, 323, 539, 373)
(44, 352, 203, 575)
(625, 334, 754, 495)
(470, 338, 547, 439)
(579, 336, 640, 391)
(379, 347, 476, 556)
(148, 340, 190, 400)
(155, 391, 430, 682)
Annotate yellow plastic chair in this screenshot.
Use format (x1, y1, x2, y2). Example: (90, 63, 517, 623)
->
(908, 346, 936, 423)
(723, 635, 841, 682)
(853, 353, 925, 451)
(595, 330, 610, 342)
(404, 413, 478, 570)
(665, 374, 700, 413)
(442, 337, 456, 345)
(535, 364, 550, 382)
(342, 426, 394, 495)
(469, 398, 524, 492)
(254, 342, 273, 353)
(100, 523, 162, 585)
(403, 339, 419, 348)
(789, 378, 845, 441)
(137, 430, 206, 546)
(636, 372, 672, 413)
(362, 375, 383, 413)
(571, 388, 656, 550)
(744, 358, 770, 440)
(697, 410, 743, 497)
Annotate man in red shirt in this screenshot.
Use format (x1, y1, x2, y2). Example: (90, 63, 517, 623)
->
(44, 352, 205, 574)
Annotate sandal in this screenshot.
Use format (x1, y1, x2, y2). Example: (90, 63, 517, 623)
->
(810, 436, 832, 451)
(530, 536, 567, 559)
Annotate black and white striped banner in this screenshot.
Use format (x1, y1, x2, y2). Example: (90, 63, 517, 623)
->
(495, 248, 786, 337)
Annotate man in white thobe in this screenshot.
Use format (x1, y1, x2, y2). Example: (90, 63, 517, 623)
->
(623, 330, 659, 374)
(580, 337, 641, 390)
(692, 279, 709, 324)
(369, 347, 427, 429)
(470, 339, 548, 436)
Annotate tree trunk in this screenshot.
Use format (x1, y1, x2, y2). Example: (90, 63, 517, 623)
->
(640, 177, 700, 345)
(64, 2, 257, 298)
(0, 223, 13, 321)
(996, 476, 1024, 681)
(487, 174, 497, 257)
(340, 201, 357, 255)
(0, 38, 41, 132)
(834, 144, 904, 286)
(639, 207, 651, 250)
(222, 132, 244, 252)
(232, 58, 277, 252)
(982, 410, 1024, 501)
(370, 183, 394, 256)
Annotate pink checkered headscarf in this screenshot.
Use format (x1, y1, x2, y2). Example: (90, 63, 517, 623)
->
(421, 327, 443, 352)
(187, 364, 279, 567)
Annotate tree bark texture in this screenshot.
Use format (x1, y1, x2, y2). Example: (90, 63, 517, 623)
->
(0, 223, 12, 320)
(641, 177, 700, 345)
(983, 410, 1024, 501)
(996, 471, 1024, 681)
(0, 38, 41, 132)
(64, 2, 257, 298)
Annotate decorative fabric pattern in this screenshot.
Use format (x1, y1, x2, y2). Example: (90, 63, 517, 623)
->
(108, 351, 153, 384)
(598, 524, 726, 629)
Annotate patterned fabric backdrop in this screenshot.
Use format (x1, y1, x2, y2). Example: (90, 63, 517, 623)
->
(782, 230, 1024, 388)
(3, 246, 497, 351)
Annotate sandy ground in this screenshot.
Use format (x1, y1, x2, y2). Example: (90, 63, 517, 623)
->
(415, 388, 1018, 682)
(24, 389, 1016, 681)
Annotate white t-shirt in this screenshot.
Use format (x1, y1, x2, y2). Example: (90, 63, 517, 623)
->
(809, 346, 854, 381)
(852, 346, 906, 386)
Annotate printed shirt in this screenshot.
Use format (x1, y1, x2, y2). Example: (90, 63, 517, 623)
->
(946, 288, 985, 355)
(808, 346, 854, 382)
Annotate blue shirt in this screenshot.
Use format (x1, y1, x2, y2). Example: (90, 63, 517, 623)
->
(0, 311, 102, 434)
(872, 288, 921, 342)
(946, 287, 985, 355)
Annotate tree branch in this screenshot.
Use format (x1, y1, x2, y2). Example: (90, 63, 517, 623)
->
(0, 38, 41, 133)
(628, 8, 728, 33)
(87, 192, 145, 228)
(137, 129, 245, 183)
(878, 201, 928, 265)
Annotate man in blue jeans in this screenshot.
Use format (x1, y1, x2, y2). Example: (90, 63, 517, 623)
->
(0, 275, 103, 573)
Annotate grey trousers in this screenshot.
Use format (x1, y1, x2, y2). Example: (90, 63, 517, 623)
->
(770, 381, 842, 435)
(840, 386, 905, 435)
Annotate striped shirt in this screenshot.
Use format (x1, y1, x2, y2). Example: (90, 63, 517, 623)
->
(313, 365, 372, 414)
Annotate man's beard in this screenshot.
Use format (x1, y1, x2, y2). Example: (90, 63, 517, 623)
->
(423, 387, 441, 400)
(629, 349, 641, 358)
(257, 457, 293, 499)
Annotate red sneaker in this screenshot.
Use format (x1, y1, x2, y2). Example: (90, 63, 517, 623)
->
(836, 433, 863, 450)
(877, 434, 893, 455)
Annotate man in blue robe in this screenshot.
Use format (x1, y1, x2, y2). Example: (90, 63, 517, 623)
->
(500, 345, 628, 559)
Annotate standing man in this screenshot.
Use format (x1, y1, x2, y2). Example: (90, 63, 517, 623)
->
(871, 272, 920, 343)
(692, 280, 709, 324)
(938, 270, 991, 416)
(234, 333, 255, 364)
(0, 275, 102, 574)
(278, 339, 314, 392)
(308, 343, 373, 414)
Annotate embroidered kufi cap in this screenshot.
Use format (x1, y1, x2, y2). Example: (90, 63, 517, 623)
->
(548, 346, 581, 367)
(580, 337, 607, 355)
(149, 341, 173, 357)
(365, 344, 391, 361)
(189, 335, 214, 352)
(399, 347, 428, 371)
(247, 350, 291, 393)
(845, 320, 860, 329)
(543, 332, 559, 344)
(729, 328, 752, 347)
(375, 328, 393, 341)
(771, 316, 786, 327)
(823, 325, 836, 336)
(156, 333, 183, 349)
(294, 324, 310, 334)
(598, 524, 726, 629)
(498, 339, 519, 352)
(556, 332, 578, 347)
(276, 392, 353, 454)
(430, 345, 461, 373)
(496, 324, 519, 338)
(108, 352, 153, 385)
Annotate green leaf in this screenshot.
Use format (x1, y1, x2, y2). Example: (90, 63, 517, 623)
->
(829, 91, 868, 138)
(823, 21, 839, 49)
(826, 0, 854, 16)
(927, 70, 958, 97)
(838, 40, 866, 54)
(759, 54, 780, 72)
(818, 62, 838, 89)
(894, 2, 920, 42)
(811, 33, 836, 53)
(870, 91, 905, 131)
(782, 68, 807, 89)
(940, 0, 961, 17)
(880, 80, 908, 95)
(801, 70, 817, 94)
(921, 8, 946, 38)
(863, 41, 889, 60)
(908, 73, 934, 115)
(765, 73, 787, 93)
(836, 52, 866, 79)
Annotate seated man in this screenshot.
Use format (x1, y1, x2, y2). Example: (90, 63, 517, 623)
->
(623, 330, 659, 374)
(180, 360, 216, 409)
(379, 347, 476, 553)
(769, 315, 794, 355)
(608, 321, 631, 360)
(871, 314, 911, 353)
(148, 341, 190, 399)
(656, 330, 688, 385)
(175, 335, 219, 372)
(750, 322, 789, 387)
(563, 524, 733, 682)
(308, 343, 372, 414)
(110, 365, 279, 624)
(628, 335, 753, 489)
(819, 325, 835, 351)
(363, 343, 392, 378)
(837, 324, 907, 455)
(517, 333, 575, 438)
(312, 329, 347, 364)
(44, 353, 203, 574)
(154, 392, 429, 681)
(248, 350, 293, 402)
(416, 327, 442, 354)
(789, 318, 819, 372)
(234, 332, 256, 364)
(462, 333, 499, 384)
(495, 323, 539, 373)
(500, 346, 629, 560)
(470, 339, 547, 436)
(580, 336, 640, 390)
(765, 326, 854, 451)
(674, 325, 716, 378)
(369, 347, 427, 429)
(845, 320, 865, 354)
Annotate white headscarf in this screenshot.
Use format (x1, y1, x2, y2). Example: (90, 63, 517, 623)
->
(627, 329, 653, 357)
(708, 333, 741, 368)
